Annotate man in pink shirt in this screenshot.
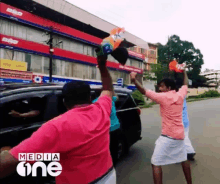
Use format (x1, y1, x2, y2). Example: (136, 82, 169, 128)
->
(130, 69, 192, 184)
(0, 55, 116, 184)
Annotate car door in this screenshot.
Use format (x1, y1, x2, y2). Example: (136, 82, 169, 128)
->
(0, 90, 54, 149)
(115, 92, 142, 147)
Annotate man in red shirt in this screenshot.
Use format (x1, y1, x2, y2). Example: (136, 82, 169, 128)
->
(0, 55, 116, 184)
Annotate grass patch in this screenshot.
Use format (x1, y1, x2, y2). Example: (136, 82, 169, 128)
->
(186, 96, 220, 102)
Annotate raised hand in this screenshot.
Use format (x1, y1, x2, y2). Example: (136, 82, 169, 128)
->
(130, 72, 137, 82)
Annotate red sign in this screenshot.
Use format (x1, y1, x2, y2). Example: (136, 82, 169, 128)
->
(128, 51, 145, 60)
(0, 2, 102, 45)
(0, 68, 33, 80)
(0, 34, 143, 74)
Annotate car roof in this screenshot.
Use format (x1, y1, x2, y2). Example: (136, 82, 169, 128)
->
(0, 83, 132, 97)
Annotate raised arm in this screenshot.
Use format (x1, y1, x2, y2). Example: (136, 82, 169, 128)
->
(9, 110, 40, 118)
(97, 55, 113, 98)
(130, 72, 146, 95)
(178, 68, 188, 98)
(130, 72, 166, 104)
(183, 70, 188, 87)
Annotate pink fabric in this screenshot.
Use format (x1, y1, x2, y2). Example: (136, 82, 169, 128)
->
(145, 85, 188, 140)
(10, 95, 113, 184)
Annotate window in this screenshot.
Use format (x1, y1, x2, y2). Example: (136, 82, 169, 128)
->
(119, 71, 129, 84)
(30, 55, 43, 73)
(0, 18, 47, 44)
(150, 50, 155, 55)
(110, 70, 120, 82)
(115, 95, 128, 110)
(121, 95, 136, 109)
(13, 51, 25, 62)
(72, 62, 80, 78)
(0, 96, 46, 129)
(53, 59, 62, 75)
(92, 48, 97, 57)
(130, 59, 140, 68)
(25, 54, 31, 71)
(83, 45, 88, 55)
(43, 57, 50, 74)
(2, 49, 13, 60)
(129, 47, 134, 51)
(139, 61, 142, 69)
(136, 73, 143, 84)
(88, 65, 97, 79)
(141, 48, 145, 54)
(87, 46, 93, 56)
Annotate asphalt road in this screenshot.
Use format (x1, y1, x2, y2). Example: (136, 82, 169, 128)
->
(115, 98, 220, 184)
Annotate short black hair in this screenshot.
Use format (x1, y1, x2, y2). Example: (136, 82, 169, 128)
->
(158, 78, 177, 91)
(62, 81, 91, 107)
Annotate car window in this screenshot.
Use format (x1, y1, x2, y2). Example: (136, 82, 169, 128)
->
(54, 89, 101, 115)
(120, 95, 137, 110)
(115, 94, 128, 110)
(56, 94, 67, 115)
(0, 96, 47, 129)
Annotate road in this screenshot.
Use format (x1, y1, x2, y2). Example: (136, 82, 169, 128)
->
(115, 98, 220, 184)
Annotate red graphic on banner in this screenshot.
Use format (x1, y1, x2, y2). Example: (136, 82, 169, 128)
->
(0, 68, 32, 80)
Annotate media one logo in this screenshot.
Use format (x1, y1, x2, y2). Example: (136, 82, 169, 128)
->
(16, 153, 62, 177)
(6, 8, 23, 16)
(2, 37, 19, 44)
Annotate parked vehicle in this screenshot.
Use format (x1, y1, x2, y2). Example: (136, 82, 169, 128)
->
(0, 83, 142, 184)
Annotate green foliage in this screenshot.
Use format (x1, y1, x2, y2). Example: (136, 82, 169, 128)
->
(144, 63, 170, 84)
(156, 35, 205, 87)
(198, 90, 220, 98)
(187, 90, 220, 99)
(131, 90, 146, 106)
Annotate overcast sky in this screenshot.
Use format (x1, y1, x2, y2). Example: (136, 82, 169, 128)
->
(66, 0, 220, 72)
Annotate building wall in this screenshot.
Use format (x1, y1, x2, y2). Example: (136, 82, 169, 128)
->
(128, 44, 158, 72)
(32, 0, 150, 50)
(0, 18, 141, 85)
(200, 70, 220, 85)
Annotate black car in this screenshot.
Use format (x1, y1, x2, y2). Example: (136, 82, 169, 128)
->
(0, 83, 142, 183)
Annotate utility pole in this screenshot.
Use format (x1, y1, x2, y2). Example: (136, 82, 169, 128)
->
(48, 26, 54, 82)
(44, 26, 62, 83)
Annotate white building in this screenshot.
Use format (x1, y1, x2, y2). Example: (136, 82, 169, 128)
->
(200, 70, 220, 86)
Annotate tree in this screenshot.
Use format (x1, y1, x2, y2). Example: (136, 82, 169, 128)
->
(144, 63, 170, 84)
(156, 35, 205, 87)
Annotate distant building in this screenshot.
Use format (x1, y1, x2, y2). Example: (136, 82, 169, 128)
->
(128, 44, 158, 72)
(128, 44, 158, 90)
(200, 70, 220, 87)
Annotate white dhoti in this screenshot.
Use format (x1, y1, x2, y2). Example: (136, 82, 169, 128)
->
(151, 136, 187, 166)
(184, 126, 195, 154)
(94, 168, 116, 184)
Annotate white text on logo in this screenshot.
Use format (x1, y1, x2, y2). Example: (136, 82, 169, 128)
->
(2, 37, 19, 44)
(6, 8, 23, 16)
